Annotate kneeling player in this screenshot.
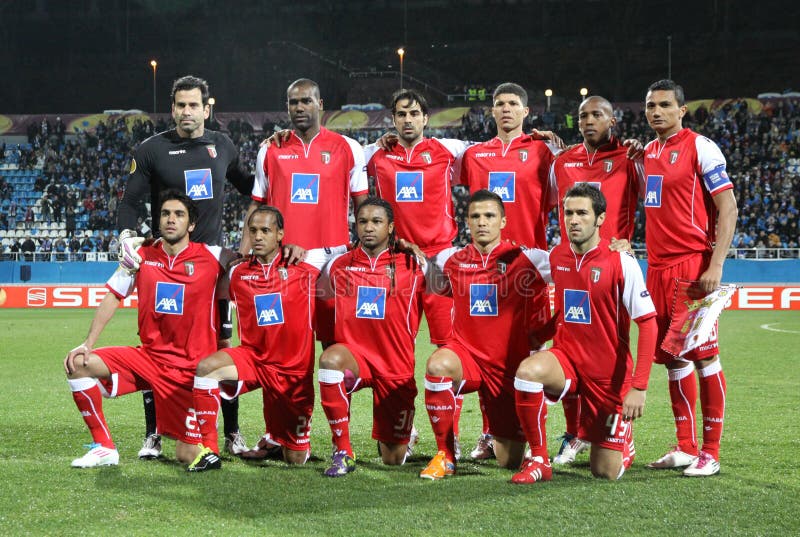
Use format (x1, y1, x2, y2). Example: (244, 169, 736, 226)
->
(317, 197, 425, 477)
(188, 205, 325, 471)
(512, 184, 657, 483)
(64, 191, 233, 467)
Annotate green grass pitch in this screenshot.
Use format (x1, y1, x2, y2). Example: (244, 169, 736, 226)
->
(1, 308, 798, 536)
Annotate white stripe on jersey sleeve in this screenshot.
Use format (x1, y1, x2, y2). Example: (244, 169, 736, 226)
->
(303, 248, 329, 272)
(106, 266, 136, 298)
(362, 142, 380, 165)
(251, 144, 269, 200)
(435, 137, 471, 158)
(634, 159, 646, 199)
(343, 135, 368, 194)
(619, 252, 656, 320)
(317, 252, 345, 300)
(522, 247, 552, 284)
(695, 136, 731, 194)
(427, 246, 459, 295)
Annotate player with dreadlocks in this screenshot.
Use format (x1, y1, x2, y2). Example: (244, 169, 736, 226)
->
(186, 204, 327, 471)
(316, 197, 427, 477)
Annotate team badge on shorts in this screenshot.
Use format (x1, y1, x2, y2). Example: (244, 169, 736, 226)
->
(356, 286, 386, 319)
(604, 159, 613, 173)
(488, 171, 515, 202)
(518, 149, 528, 162)
(395, 171, 423, 202)
(469, 283, 498, 316)
(321, 151, 331, 165)
(670, 150, 680, 164)
(184, 261, 195, 276)
(254, 293, 285, 326)
(563, 289, 591, 324)
(154, 282, 185, 315)
(421, 152, 432, 164)
(206, 145, 217, 159)
(590, 267, 601, 283)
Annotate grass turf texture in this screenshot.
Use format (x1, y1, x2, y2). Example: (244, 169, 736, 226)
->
(1, 308, 798, 536)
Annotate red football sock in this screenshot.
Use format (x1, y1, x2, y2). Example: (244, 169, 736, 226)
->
(193, 377, 221, 454)
(561, 393, 581, 438)
(479, 393, 491, 435)
(668, 363, 699, 456)
(452, 394, 464, 437)
(698, 360, 726, 460)
(424, 374, 458, 460)
(514, 377, 548, 460)
(319, 369, 353, 457)
(69, 378, 114, 449)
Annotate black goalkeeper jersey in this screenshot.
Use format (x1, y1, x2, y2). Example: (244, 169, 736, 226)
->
(117, 129, 253, 246)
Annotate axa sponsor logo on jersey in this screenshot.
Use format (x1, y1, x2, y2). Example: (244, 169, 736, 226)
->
(184, 169, 214, 200)
(488, 171, 515, 202)
(395, 171, 423, 202)
(254, 293, 285, 326)
(644, 175, 663, 207)
(469, 283, 498, 316)
(154, 282, 185, 315)
(356, 286, 386, 319)
(563, 289, 591, 324)
(290, 173, 320, 204)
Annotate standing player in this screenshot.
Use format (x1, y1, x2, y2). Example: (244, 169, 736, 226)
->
(64, 191, 234, 467)
(457, 82, 559, 459)
(239, 78, 368, 457)
(641, 80, 737, 477)
(187, 205, 324, 471)
(117, 75, 254, 458)
(511, 184, 657, 484)
(316, 198, 426, 476)
(415, 190, 551, 480)
(546, 95, 645, 465)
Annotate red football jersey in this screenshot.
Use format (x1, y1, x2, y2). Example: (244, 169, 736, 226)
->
(106, 240, 225, 372)
(432, 241, 550, 376)
(459, 135, 556, 248)
(549, 137, 645, 241)
(228, 249, 326, 375)
(368, 137, 467, 256)
(252, 127, 368, 248)
(324, 247, 425, 379)
(549, 239, 656, 382)
(643, 128, 733, 268)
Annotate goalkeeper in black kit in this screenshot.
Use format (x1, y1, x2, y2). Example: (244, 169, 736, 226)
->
(117, 75, 254, 459)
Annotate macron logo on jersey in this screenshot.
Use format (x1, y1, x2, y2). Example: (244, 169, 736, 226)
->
(254, 293, 285, 326)
(395, 171, 423, 202)
(154, 282, 185, 315)
(644, 175, 663, 207)
(356, 286, 386, 319)
(184, 169, 213, 200)
(290, 173, 320, 204)
(488, 172, 515, 202)
(469, 284, 498, 316)
(563, 289, 591, 324)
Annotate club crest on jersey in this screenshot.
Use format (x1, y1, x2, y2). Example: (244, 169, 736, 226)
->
(488, 171, 515, 202)
(497, 261, 507, 274)
(290, 173, 320, 204)
(590, 267, 601, 283)
(395, 171, 423, 202)
(254, 293, 285, 326)
(421, 151, 432, 164)
(154, 282, 185, 315)
(278, 267, 288, 280)
(563, 289, 591, 324)
(604, 159, 613, 173)
(184, 169, 213, 200)
(184, 261, 194, 276)
(206, 145, 217, 159)
(518, 149, 528, 162)
(469, 283, 498, 316)
(669, 150, 679, 164)
(356, 286, 386, 319)
(644, 175, 663, 207)
(321, 151, 331, 165)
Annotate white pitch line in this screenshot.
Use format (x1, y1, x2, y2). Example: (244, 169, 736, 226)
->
(760, 323, 800, 334)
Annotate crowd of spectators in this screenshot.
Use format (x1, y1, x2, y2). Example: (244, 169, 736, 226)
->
(1, 97, 798, 260)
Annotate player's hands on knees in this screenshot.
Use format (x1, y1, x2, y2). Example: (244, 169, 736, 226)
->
(377, 133, 399, 151)
(260, 129, 292, 148)
(282, 243, 307, 264)
(622, 138, 644, 160)
(529, 129, 566, 150)
(64, 342, 91, 375)
(118, 229, 144, 274)
(622, 388, 646, 421)
(608, 237, 634, 255)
